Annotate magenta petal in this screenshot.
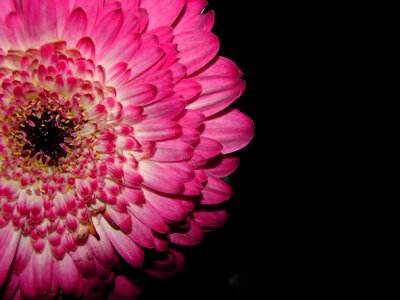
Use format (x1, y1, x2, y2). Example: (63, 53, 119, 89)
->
(170, 220, 204, 246)
(188, 77, 245, 117)
(146, 26, 174, 44)
(106, 206, 132, 233)
(0, 0, 15, 21)
(119, 82, 157, 105)
(1, 273, 19, 300)
(141, 0, 186, 29)
(127, 214, 155, 249)
(203, 108, 254, 154)
(19, 257, 38, 299)
(100, 218, 144, 268)
(73, 0, 99, 32)
(0, 225, 20, 286)
(89, 221, 116, 268)
(127, 202, 169, 234)
(76, 37, 96, 59)
(14, 236, 33, 274)
(194, 137, 223, 159)
(200, 175, 232, 205)
(0, 20, 14, 49)
(150, 140, 194, 162)
(55, 254, 82, 297)
(145, 250, 185, 279)
(174, 79, 202, 101)
(5, 12, 26, 48)
(144, 189, 187, 222)
(70, 245, 96, 278)
(173, 0, 215, 33)
(0, 1, 254, 297)
(174, 31, 219, 75)
(90, 9, 124, 59)
(101, 32, 141, 65)
(134, 119, 181, 141)
(33, 245, 53, 296)
(143, 96, 186, 120)
(193, 210, 229, 228)
(63, 8, 88, 46)
(22, 0, 60, 44)
(195, 56, 243, 78)
(108, 275, 141, 300)
(139, 160, 185, 194)
(204, 156, 240, 178)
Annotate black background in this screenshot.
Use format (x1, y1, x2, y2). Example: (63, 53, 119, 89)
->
(141, 1, 287, 299)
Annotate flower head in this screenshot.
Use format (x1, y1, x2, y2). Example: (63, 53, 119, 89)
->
(0, 0, 254, 298)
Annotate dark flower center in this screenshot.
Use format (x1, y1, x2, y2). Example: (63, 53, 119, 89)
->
(21, 112, 73, 166)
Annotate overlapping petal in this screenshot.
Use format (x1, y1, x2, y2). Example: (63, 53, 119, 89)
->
(0, 0, 254, 299)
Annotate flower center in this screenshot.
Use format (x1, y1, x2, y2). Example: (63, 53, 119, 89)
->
(20, 111, 73, 166)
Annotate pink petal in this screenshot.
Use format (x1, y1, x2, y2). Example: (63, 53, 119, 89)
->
(170, 220, 204, 246)
(90, 9, 124, 60)
(193, 210, 229, 228)
(127, 202, 168, 234)
(106, 206, 132, 233)
(153, 235, 168, 252)
(173, 0, 215, 33)
(134, 119, 181, 141)
(177, 109, 205, 127)
(143, 189, 187, 222)
(146, 26, 174, 44)
(127, 214, 155, 249)
(129, 44, 164, 79)
(93, 257, 111, 280)
(63, 8, 88, 46)
(141, 0, 186, 30)
(76, 37, 96, 59)
(22, 0, 61, 45)
(14, 236, 32, 274)
(0, 20, 13, 49)
(19, 257, 38, 299)
(118, 6, 148, 36)
(73, 0, 99, 32)
(89, 220, 116, 268)
(100, 33, 141, 66)
(182, 176, 203, 196)
(0, 225, 20, 286)
(0, 0, 15, 21)
(200, 175, 232, 205)
(202, 108, 254, 154)
(32, 245, 53, 296)
(150, 140, 193, 162)
(204, 156, 240, 178)
(142, 96, 186, 120)
(135, 70, 175, 102)
(174, 31, 219, 75)
(100, 218, 144, 268)
(139, 160, 185, 194)
(145, 250, 184, 279)
(55, 254, 82, 297)
(108, 275, 141, 300)
(119, 82, 157, 105)
(196, 56, 243, 78)
(194, 137, 223, 159)
(5, 12, 27, 49)
(174, 79, 202, 101)
(1, 273, 19, 300)
(70, 245, 96, 278)
(187, 77, 245, 117)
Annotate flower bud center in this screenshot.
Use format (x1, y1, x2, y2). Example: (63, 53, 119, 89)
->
(20, 112, 73, 166)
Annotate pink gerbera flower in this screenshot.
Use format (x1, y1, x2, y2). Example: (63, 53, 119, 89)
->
(0, 0, 254, 298)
